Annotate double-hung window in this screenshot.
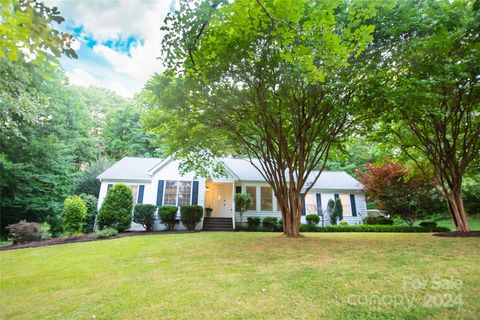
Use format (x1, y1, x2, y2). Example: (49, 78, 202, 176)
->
(261, 187, 273, 211)
(164, 181, 178, 205)
(246, 186, 257, 211)
(177, 181, 192, 205)
(164, 180, 192, 206)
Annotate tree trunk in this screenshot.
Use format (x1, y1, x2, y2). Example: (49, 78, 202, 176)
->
(276, 188, 302, 237)
(448, 188, 470, 232)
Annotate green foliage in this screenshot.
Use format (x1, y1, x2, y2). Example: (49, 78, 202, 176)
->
(91, 228, 118, 239)
(327, 199, 336, 225)
(300, 224, 450, 233)
(0, 0, 77, 71)
(246, 217, 261, 231)
(133, 204, 156, 231)
(62, 195, 87, 234)
(339, 220, 349, 226)
(0, 60, 93, 234)
(39, 222, 52, 240)
(158, 206, 178, 230)
(366, 0, 479, 230)
(419, 221, 437, 229)
(234, 193, 252, 223)
(180, 205, 203, 230)
(6, 221, 40, 244)
(74, 158, 113, 198)
(262, 217, 278, 232)
(363, 216, 394, 225)
(101, 99, 159, 160)
(79, 194, 97, 234)
(147, 0, 387, 237)
(334, 199, 343, 222)
(97, 184, 133, 232)
(306, 214, 320, 226)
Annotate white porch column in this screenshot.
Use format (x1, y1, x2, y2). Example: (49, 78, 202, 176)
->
(232, 183, 236, 229)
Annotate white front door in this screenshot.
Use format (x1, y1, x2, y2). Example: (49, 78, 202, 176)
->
(210, 184, 232, 217)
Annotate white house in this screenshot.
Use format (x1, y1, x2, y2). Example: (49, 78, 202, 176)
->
(97, 157, 367, 231)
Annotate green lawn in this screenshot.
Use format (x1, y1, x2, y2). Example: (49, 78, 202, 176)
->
(1, 233, 479, 319)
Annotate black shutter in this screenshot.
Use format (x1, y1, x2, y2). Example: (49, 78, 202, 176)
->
(191, 181, 199, 205)
(350, 194, 357, 216)
(301, 193, 306, 216)
(107, 184, 113, 191)
(235, 186, 242, 194)
(138, 185, 145, 204)
(156, 180, 164, 206)
(316, 193, 322, 215)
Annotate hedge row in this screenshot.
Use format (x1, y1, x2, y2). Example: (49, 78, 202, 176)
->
(300, 224, 450, 233)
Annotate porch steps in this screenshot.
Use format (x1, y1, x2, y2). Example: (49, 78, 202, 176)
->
(202, 217, 234, 231)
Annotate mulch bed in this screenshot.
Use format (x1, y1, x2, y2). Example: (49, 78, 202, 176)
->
(433, 231, 480, 237)
(0, 230, 198, 251)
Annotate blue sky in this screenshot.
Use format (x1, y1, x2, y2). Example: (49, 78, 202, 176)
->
(45, 0, 176, 97)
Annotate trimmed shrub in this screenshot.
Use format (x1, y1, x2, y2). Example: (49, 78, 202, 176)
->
(306, 214, 320, 225)
(39, 222, 52, 240)
(339, 220, 349, 226)
(91, 227, 118, 239)
(363, 216, 394, 225)
(63, 195, 87, 234)
(6, 221, 40, 244)
(275, 219, 284, 232)
(247, 217, 261, 231)
(300, 224, 319, 232)
(80, 193, 98, 233)
(180, 205, 203, 230)
(133, 204, 156, 231)
(262, 217, 278, 231)
(419, 221, 437, 228)
(97, 184, 133, 232)
(334, 198, 343, 221)
(300, 224, 450, 233)
(327, 199, 336, 225)
(159, 206, 178, 230)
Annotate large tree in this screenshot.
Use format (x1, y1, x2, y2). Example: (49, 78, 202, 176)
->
(0, 0, 77, 70)
(148, 0, 382, 236)
(369, 0, 479, 232)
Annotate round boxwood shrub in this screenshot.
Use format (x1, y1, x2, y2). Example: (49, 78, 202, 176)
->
(363, 216, 394, 225)
(419, 221, 437, 228)
(306, 214, 320, 225)
(133, 204, 157, 231)
(159, 206, 178, 230)
(63, 195, 87, 234)
(262, 217, 278, 231)
(180, 205, 203, 230)
(247, 217, 261, 231)
(97, 184, 133, 232)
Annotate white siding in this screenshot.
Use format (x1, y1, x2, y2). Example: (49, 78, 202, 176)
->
(235, 185, 366, 226)
(98, 159, 207, 231)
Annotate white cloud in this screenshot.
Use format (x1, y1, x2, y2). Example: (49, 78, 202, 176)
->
(45, 0, 176, 96)
(66, 67, 136, 98)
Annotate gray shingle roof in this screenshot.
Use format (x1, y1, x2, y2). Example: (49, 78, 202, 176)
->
(97, 157, 162, 181)
(98, 157, 364, 190)
(222, 158, 363, 190)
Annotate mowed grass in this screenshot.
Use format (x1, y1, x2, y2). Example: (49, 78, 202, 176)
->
(1, 233, 479, 319)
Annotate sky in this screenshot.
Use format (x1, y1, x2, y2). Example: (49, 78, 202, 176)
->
(45, 0, 176, 98)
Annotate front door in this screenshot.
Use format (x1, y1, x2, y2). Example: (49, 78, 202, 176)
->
(210, 183, 232, 217)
